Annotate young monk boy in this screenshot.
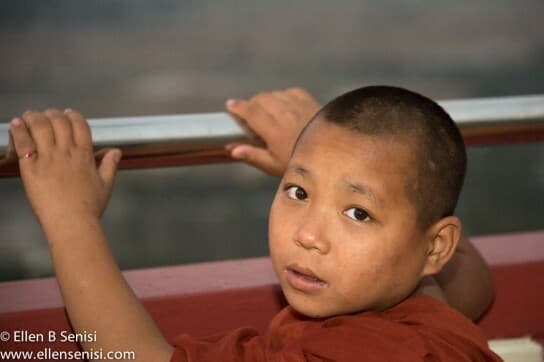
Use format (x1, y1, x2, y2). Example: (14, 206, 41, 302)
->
(225, 87, 495, 323)
(8, 85, 501, 361)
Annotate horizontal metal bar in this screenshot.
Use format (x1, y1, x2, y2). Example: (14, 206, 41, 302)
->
(439, 94, 544, 125)
(0, 112, 261, 177)
(440, 94, 544, 146)
(0, 112, 251, 154)
(1, 94, 543, 177)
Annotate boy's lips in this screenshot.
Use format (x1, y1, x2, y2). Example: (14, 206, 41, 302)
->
(284, 264, 329, 292)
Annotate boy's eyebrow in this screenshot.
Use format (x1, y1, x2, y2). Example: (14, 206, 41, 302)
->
(345, 180, 383, 205)
(286, 164, 382, 205)
(285, 164, 311, 179)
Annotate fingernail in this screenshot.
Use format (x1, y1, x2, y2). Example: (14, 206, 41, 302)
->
(231, 147, 244, 159)
(64, 108, 72, 114)
(11, 118, 22, 127)
(226, 99, 237, 107)
(23, 110, 32, 116)
(113, 150, 122, 163)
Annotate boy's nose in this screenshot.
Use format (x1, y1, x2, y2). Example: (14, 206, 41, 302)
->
(293, 216, 331, 254)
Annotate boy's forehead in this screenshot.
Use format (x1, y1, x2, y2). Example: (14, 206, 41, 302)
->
(296, 116, 353, 147)
(292, 117, 419, 200)
(296, 116, 416, 159)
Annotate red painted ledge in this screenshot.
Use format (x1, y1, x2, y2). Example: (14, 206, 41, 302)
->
(1, 230, 543, 354)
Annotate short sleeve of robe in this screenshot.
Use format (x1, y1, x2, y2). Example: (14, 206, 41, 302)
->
(170, 295, 502, 362)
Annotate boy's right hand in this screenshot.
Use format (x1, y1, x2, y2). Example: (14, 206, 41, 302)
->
(226, 87, 321, 177)
(9, 109, 121, 229)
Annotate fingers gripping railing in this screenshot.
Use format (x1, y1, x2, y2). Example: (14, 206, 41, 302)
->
(1, 95, 543, 177)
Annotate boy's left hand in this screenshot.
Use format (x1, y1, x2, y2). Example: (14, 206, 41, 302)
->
(9, 109, 121, 228)
(226, 88, 321, 177)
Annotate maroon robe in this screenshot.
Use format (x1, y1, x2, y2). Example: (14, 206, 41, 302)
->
(171, 295, 501, 361)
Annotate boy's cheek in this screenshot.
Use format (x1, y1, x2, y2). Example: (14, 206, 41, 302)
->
(268, 197, 290, 241)
(268, 205, 285, 260)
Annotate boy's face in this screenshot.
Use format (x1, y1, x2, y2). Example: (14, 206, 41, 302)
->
(269, 117, 431, 318)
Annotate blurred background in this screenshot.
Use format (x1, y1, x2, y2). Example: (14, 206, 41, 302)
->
(0, 0, 543, 281)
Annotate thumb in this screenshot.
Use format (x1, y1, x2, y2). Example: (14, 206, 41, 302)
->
(230, 144, 283, 177)
(98, 148, 122, 190)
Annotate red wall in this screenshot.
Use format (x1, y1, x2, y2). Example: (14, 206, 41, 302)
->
(1, 231, 543, 355)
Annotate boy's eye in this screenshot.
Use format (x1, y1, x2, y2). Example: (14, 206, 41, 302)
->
(285, 185, 308, 200)
(344, 207, 370, 222)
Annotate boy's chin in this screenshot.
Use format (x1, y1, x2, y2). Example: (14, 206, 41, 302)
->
(285, 294, 351, 319)
(285, 290, 408, 319)
(289, 303, 334, 319)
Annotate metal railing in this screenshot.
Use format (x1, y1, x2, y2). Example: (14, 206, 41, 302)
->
(1, 94, 543, 177)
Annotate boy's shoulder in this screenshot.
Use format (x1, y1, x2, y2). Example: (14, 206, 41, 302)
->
(267, 295, 500, 361)
(171, 296, 502, 362)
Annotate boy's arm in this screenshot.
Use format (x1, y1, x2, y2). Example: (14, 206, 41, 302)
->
(434, 235, 494, 320)
(10, 110, 173, 361)
(414, 235, 494, 320)
(226, 88, 494, 321)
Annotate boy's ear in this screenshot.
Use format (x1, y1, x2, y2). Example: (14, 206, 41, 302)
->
(421, 216, 462, 276)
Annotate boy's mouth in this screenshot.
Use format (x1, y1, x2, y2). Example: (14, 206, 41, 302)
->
(284, 264, 329, 292)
